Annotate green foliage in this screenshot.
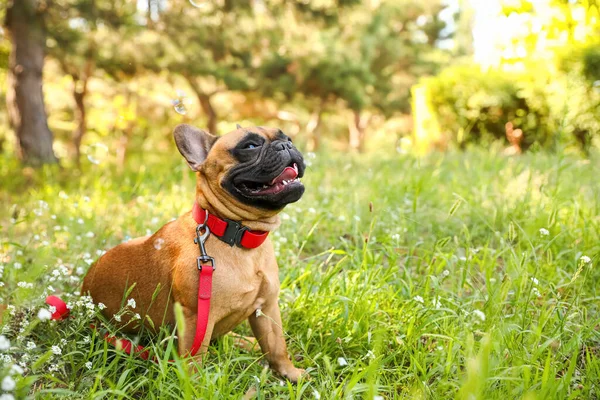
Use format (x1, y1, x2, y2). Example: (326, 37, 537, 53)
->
(1, 149, 600, 398)
(419, 66, 554, 149)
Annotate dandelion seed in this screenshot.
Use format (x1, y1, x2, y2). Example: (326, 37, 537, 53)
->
(51, 346, 62, 355)
(1, 376, 15, 391)
(85, 361, 92, 370)
(539, 228, 549, 236)
(37, 308, 52, 321)
(127, 298, 136, 309)
(26, 341, 36, 350)
(413, 295, 424, 304)
(97, 303, 106, 310)
(473, 310, 486, 322)
(337, 357, 348, 366)
(0, 335, 10, 350)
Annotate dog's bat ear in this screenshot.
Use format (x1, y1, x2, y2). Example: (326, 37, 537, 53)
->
(173, 124, 218, 171)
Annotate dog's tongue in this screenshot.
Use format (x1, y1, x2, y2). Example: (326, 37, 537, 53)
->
(270, 166, 298, 185)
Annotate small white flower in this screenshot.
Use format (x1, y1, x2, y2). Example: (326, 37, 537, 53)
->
(97, 303, 106, 310)
(580, 255, 591, 264)
(442, 270, 450, 277)
(13, 262, 22, 270)
(391, 233, 400, 241)
(133, 313, 141, 320)
(85, 361, 93, 370)
(37, 308, 52, 321)
(127, 298, 136, 309)
(313, 389, 321, 399)
(51, 345, 62, 355)
(374, 396, 384, 400)
(532, 287, 542, 298)
(1, 376, 16, 391)
(47, 285, 55, 293)
(337, 357, 348, 366)
(413, 295, 424, 304)
(17, 282, 33, 289)
(338, 215, 346, 221)
(10, 365, 24, 375)
(77, 218, 84, 224)
(473, 310, 486, 322)
(48, 364, 59, 372)
(114, 315, 121, 322)
(26, 341, 36, 350)
(0, 393, 15, 400)
(0, 335, 10, 350)
(354, 215, 361, 222)
(86, 231, 95, 238)
(432, 297, 442, 309)
(82, 336, 91, 344)
(308, 208, 316, 214)
(530, 277, 539, 285)
(539, 228, 549, 236)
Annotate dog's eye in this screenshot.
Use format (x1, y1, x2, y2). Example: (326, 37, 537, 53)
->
(245, 143, 259, 149)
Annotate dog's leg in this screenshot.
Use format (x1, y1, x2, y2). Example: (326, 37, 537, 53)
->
(248, 301, 305, 383)
(178, 307, 214, 366)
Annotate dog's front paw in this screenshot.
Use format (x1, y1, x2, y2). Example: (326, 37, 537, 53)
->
(278, 366, 306, 383)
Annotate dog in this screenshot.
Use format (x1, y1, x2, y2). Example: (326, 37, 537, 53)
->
(81, 124, 306, 382)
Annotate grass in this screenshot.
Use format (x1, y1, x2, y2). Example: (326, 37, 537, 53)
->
(0, 147, 599, 399)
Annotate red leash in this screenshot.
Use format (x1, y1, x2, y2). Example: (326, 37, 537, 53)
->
(47, 204, 267, 360)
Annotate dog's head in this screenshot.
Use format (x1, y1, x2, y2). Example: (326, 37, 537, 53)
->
(174, 124, 305, 216)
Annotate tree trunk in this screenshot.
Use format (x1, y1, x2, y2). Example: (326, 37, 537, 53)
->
(70, 59, 94, 167)
(306, 103, 323, 152)
(348, 110, 368, 153)
(5, 0, 57, 166)
(185, 76, 218, 134)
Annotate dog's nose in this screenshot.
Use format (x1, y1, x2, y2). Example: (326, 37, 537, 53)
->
(273, 141, 292, 151)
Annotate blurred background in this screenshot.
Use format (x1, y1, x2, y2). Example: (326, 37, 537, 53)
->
(1, 0, 599, 168)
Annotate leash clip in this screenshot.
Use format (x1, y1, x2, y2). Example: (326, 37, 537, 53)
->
(194, 216, 215, 270)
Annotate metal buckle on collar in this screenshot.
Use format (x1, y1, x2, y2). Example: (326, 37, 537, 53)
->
(220, 218, 249, 247)
(194, 221, 215, 270)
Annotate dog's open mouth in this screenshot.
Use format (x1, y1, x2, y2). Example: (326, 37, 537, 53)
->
(240, 163, 302, 196)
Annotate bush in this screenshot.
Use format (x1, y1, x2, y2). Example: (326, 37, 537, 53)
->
(415, 65, 554, 150)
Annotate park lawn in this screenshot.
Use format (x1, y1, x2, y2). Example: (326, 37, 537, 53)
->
(0, 148, 599, 399)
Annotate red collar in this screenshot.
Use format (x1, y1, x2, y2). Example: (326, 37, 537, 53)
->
(192, 202, 268, 249)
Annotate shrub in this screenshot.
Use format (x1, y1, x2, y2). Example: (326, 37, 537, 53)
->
(415, 65, 554, 150)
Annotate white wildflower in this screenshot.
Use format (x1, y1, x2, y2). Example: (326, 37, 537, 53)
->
(0, 335, 10, 350)
(17, 282, 33, 289)
(0, 393, 15, 400)
(48, 364, 59, 372)
(473, 310, 486, 322)
(114, 314, 121, 322)
(133, 313, 141, 320)
(77, 218, 84, 224)
(10, 365, 23, 375)
(539, 228, 549, 236)
(13, 262, 22, 270)
(127, 298, 136, 309)
(51, 345, 62, 355)
(308, 208, 316, 214)
(580, 255, 591, 264)
(26, 341, 36, 350)
(313, 389, 321, 399)
(1, 376, 15, 391)
(413, 295, 424, 304)
(442, 270, 450, 277)
(37, 308, 52, 321)
(85, 361, 92, 370)
(82, 336, 90, 344)
(337, 357, 348, 366)
(531, 277, 539, 285)
(85, 232, 95, 238)
(97, 303, 106, 310)
(391, 233, 400, 241)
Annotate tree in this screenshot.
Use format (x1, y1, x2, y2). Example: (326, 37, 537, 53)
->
(45, 0, 138, 165)
(5, 0, 58, 165)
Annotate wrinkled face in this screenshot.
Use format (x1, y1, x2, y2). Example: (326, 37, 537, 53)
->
(221, 128, 306, 210)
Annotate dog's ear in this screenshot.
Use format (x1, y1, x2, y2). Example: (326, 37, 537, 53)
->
(173, 124, 218, 171)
